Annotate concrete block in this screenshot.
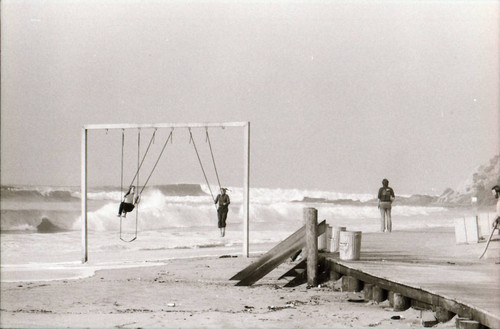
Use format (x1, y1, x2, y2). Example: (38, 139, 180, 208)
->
(363, 283, 374, 300)
(341, 275, 363, 292)
(455, 317, 469, 328)
(464, 217, 479, 243)
(421, 311, 438, 327)
(372, 285, 387, 303)
(455, 218, 467, 244)
(434, 306, 455, 323)
(477, 214, 490, 238)
(392, 292, 411, 311)
(454, 217, 479, 244)
(329, 270, 343, 281)
(388, 291, 394, 306)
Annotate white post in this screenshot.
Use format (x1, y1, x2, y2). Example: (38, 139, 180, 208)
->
(81, 128, 88, 263)
(243, 122, 250, 257)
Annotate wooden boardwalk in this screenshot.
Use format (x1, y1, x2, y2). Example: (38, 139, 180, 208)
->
(325, 228, 500, 328)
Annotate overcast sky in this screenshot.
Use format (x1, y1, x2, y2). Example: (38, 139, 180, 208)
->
(1, 0, 498, 195)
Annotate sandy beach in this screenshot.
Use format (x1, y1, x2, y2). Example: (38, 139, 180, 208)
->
(4, 227, 494, 329)
(0, 254, 425, 328)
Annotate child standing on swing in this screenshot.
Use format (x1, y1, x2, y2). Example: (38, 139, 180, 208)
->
(117, 186, 139, 218)
(215, 188, 230, 237)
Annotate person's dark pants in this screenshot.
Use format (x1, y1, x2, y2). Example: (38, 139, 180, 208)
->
(217, 207, 228, 228)
(118, 202, 135, 216)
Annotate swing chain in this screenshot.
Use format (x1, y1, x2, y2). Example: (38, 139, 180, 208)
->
(189, 128, 225, 213)
(205, 128, 222, 191)
(139, 129, 173, 195)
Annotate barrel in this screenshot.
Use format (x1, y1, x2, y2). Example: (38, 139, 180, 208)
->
(339, 231, 362, 260)
(329, 226, 346, 252)
(318, 224, 332, 251)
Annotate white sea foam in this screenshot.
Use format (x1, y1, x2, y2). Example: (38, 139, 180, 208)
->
(2, 184, 452, 232)
(202, 185, 375, 204)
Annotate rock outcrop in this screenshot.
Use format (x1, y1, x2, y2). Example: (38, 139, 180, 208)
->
(437, 155, 499, 206)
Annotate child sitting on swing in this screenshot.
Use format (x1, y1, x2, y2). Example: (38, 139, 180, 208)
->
(117, 186, 140, 218)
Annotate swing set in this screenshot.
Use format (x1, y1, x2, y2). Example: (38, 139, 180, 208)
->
(81, 122, 250, 263)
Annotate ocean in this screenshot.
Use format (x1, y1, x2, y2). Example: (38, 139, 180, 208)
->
(0, 184, 472, 282)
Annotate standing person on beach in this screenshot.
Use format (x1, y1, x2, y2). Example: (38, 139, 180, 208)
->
(215, 188, 230, 237)
(378, 178, 395, 232)
(492, 185, 500, 227)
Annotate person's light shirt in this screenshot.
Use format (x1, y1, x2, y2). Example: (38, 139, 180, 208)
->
(124, 192, 135, 204)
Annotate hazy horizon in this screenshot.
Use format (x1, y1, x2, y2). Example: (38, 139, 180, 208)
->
(1, 0, 499, 195)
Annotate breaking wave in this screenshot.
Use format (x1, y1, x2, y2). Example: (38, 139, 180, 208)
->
(1, 184, 452, 232)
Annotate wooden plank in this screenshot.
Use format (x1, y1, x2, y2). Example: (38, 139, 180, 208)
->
(278, 259, 307, 280)
(283, 256, 328, 288)
(231, 221, 318, 280)
(230, 226, 305, 280)
(283, 271, 307, 287)
(236, 221, 325, 286)
(235, 221, 326, 286)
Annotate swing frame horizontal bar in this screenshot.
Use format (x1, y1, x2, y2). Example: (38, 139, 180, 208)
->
(83, 122, 248, 130)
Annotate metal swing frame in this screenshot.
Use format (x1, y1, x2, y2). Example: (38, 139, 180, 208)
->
(81, 122, 250, 263)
